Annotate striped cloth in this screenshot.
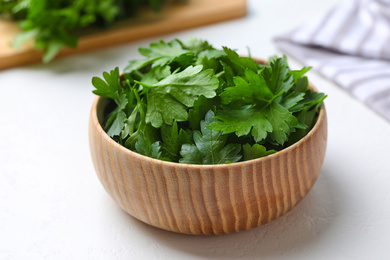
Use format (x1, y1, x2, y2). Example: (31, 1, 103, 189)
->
(274, 0, 390, 121)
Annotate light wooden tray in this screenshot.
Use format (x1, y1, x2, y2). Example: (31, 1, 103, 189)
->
(0, 0, 246, 70)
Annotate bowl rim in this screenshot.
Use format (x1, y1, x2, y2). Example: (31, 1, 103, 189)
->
(90, 93, 326, 169)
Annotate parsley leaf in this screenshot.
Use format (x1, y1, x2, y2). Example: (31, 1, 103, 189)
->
(179, 111, 241, 164)
(222, 47, 259, 75)
(139, 39, 194, 68)
(208, 107, 272, 142)
(243, 144, 276, 161)
(105, 95, 128, 138)
(160, 121, 180, 161)
(146, 89, 188, 128)
(183, 37, 214, 54)
(137, 65, 219, 128)
(280, 92, 305, 110)
(92, 67, 121, 99)
(262, 57, 294, 94)
(289, 91, 327, 113)
(266, 102, 299, 144)
(209, 100, 298, 145)
(140, 65, 171, 85)
(220, 69, 273, 105)
(209, 58, 300, 145)
(289, 67, 312, 82)
(135, 135, 163, 160)
(135, 125, 162, 159)
(188, 95, 214, 130)
(105, 110, 127, 137)
(179, 145, 203, 164)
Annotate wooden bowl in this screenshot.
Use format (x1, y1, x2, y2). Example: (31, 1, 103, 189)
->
(88, 92, 327, 235)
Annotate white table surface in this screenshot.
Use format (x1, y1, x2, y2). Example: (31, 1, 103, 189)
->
(2, 0, 390, 259)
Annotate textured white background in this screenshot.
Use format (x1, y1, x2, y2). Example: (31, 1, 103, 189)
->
(1, 0, 390, 259)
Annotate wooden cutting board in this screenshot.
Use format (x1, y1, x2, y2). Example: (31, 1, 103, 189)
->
(0, 0, 246, 70)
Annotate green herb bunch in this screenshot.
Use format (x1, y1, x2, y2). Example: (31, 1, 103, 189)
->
(92, 38, 326, 164)
(0, 0, 166, 62)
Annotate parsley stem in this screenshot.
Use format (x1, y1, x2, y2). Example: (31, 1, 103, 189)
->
(215, 71, 225, 78)
(133, 88, 145, 121)
(134, 80, 153, 89)
(133, 71, 144, 79)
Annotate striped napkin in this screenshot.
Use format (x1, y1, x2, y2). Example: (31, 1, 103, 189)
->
(274, 0, 390, 121)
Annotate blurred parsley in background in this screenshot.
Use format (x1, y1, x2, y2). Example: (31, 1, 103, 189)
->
(0, 0, 167, 62)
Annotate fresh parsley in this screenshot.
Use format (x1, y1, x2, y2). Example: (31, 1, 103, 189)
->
(0, 0, 168, 62)
(92, 38, 327, 164)
(179, 110, 242, 164)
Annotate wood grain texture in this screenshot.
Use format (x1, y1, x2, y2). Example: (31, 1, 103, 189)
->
(0, 0, 246, 70)
(88, 94, 328, 235)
